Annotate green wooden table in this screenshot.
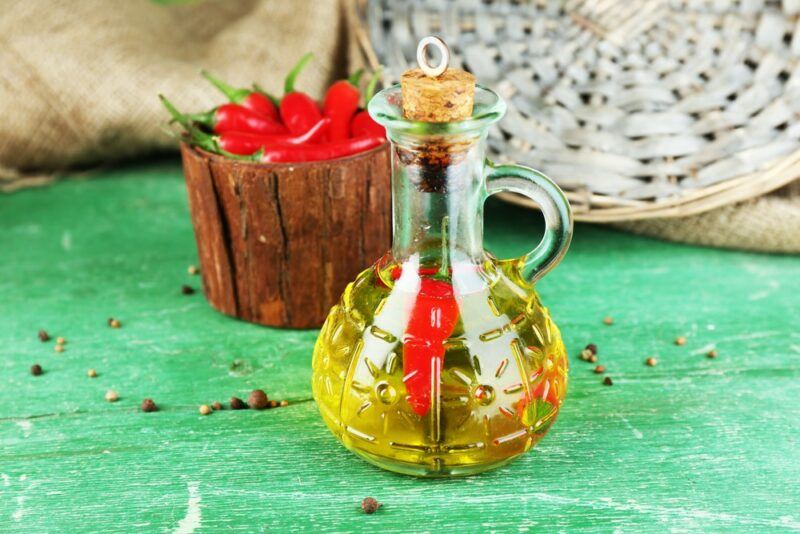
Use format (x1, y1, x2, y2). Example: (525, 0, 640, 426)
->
(2, 161, 799, 532)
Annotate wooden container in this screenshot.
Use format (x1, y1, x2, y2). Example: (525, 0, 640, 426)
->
(179, 142, 391, 329)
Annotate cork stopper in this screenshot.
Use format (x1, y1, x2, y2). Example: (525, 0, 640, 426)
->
(401, 36, 476, 123)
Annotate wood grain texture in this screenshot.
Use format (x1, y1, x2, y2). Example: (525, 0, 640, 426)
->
(1, 161, 799, 532)
(181, 143, 391, 328)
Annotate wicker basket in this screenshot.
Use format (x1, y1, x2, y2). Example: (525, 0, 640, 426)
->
(351, 0, 800, 252)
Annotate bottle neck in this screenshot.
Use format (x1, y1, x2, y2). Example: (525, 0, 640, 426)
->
(390, 135, 486, 269)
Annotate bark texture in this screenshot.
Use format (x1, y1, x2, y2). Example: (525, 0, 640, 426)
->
(180, 143, 391, 328)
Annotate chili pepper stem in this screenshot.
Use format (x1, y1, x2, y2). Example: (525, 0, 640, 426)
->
(437, 215, 450, 279)
(284, 52, 314, 94)
(201, 70, 248, 103)
(347, 68, 365, 87)
(364, 66, 383, 104)
(158, 95, 219, 153)
(184, 109, 216, 128)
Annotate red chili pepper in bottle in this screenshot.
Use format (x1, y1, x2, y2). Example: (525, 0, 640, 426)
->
(255, 135, 384, 163)
(516, 356, 564, 424)
(201, 70, 279, 121)
(322, 70, 363, 141)
(188, 104, 287, 136)
(403, 278, 460, 417)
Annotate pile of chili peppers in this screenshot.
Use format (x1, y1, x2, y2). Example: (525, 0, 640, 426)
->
(160, 54, 386, 163)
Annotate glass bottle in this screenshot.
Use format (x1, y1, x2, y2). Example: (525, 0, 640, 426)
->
(312, 49, 572, 477)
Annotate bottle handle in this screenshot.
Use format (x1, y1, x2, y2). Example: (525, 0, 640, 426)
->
(484, 160, 573, 283)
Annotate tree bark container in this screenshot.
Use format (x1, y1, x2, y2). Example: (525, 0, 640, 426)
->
(179, 142, 391, 328)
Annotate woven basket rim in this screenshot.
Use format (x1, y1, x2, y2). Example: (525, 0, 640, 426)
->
(352, 0, 800, 222)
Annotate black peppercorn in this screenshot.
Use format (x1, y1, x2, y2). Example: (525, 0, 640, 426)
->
(38, 330, 50, 342)
(585, 343, 597, 355)
(140, 398, 158, 412)
(181, 285, 196, 295)
(603, 376, 613, 386)
(30, 364, 43, 376)
(248, 389, 269, 410)
(361, 497, 381, 514)
(230, 396, 247, 410)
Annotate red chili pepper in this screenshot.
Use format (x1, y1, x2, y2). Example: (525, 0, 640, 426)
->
(188, 103, 287, 136)
(216, 117, 329, 154)
(201, 70, 279, 121)
(276, 52, 322, 136)
(160, 96, 328, 156)
(280, 92, 322, 136)
(350, 110, 385, 138)
(322, 70, 363, 141)
(403, 278, 460, 417)
(255, 135, 384, 163)
(350, 68, 386, 138)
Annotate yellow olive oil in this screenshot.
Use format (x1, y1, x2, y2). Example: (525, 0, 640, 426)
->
(312, 255, 568, 477)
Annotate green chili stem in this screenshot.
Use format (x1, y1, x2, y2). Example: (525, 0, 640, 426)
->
(201, 70, 248, 103)
(284, 52, 314, 94)
(364, 66, 383, 104)
(347, 68, 364, 87)
(158, 95, 217, 153)
(437, 215, 450, 279)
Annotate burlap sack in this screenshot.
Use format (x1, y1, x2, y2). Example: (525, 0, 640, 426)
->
(2, 0, 797, 253)
(0, 0, 347, 180)
(613, 183, 800, 254)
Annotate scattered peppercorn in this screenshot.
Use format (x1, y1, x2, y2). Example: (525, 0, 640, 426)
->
(280, 400, 289, 407)
(54, 344, 64, 353)
(56, 337, 66, 345)
(105, 390, 119, 402)
(141, 398, 158, 412)
(707, 349, 718, 359)
(645, 357, 657, 367)
(248, 389, 269, 410)
(593, 365, 606, 374)
(108, 318, 121, 329)
(579, 349, 592, 361)
(603, 316, 613, 325)
(361, 497, 381, 514)
(269, 400, 279, 408)
(585, 343, 598, 355)
(30, 364, 43, 376)
(87, 368, 98, 378)
(603, 376, 613, 386)
(188, 265, 199, 275)
(38, 329, 50, 342)
(181, 285, 196, 295)
(675, 336, 686, 346)
(230, 396, 247, 410)
(212, 401, 223, 411)
(199, 404, 212, 415)
(588, 354, 598, 363)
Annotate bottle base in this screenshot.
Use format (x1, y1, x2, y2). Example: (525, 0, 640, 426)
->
(348, 444, 520, 478)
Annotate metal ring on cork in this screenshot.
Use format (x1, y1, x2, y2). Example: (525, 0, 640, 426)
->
(416, 36, 450, 77)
